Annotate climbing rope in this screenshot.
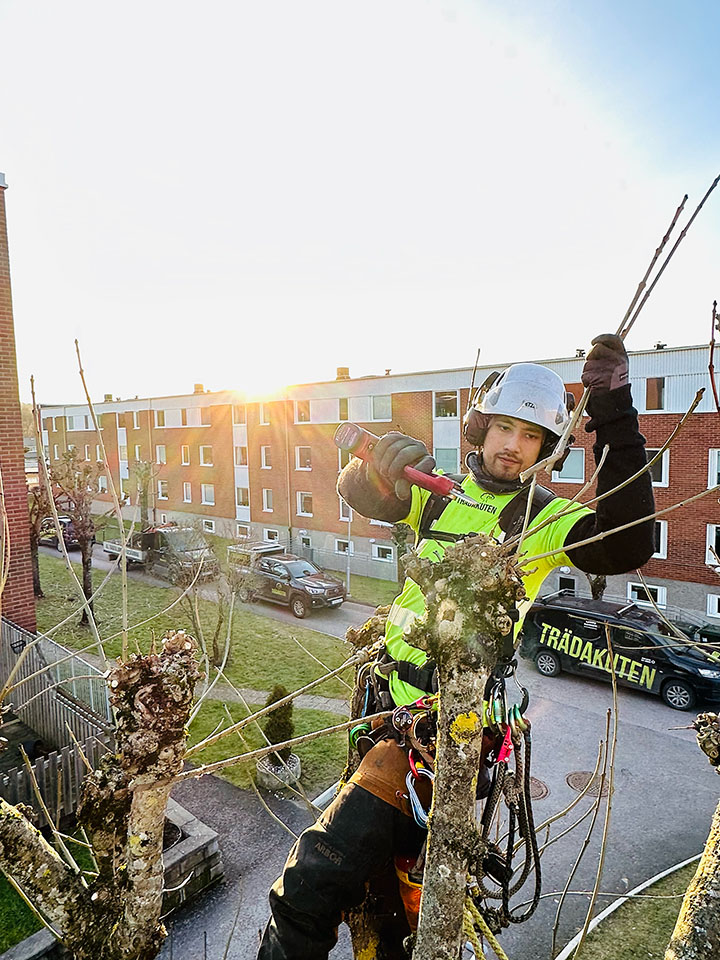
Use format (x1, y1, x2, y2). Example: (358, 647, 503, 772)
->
(463, 895, 510, 960)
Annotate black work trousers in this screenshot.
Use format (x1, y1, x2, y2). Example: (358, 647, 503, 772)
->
(257, 782, 425, 960)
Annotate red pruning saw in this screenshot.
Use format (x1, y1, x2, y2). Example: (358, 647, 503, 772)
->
(334, 422, 482, 510)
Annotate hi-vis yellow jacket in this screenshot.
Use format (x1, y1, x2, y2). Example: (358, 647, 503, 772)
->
(385, 473, 592, 706)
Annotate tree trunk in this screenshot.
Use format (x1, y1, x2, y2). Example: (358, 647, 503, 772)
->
(30, 536, 43, 597)
(79, 540, 94, 625)
(665, 799, 720, 960)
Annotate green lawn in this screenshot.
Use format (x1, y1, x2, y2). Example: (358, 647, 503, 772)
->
(346, 573, 401, 608)
(36, 554, 353, 698)
(579, 861, 697, 959)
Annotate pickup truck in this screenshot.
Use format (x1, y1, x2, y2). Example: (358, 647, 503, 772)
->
(104, 525, 219, 582)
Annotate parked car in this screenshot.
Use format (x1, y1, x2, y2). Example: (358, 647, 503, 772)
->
(228, 541, 346, 618)
(104, 524, 219, 582)
(519, 591, 720, 710)
(38, 516, 85, 550)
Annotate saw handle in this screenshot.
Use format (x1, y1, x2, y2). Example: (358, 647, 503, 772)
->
(334, 423, 455, 498)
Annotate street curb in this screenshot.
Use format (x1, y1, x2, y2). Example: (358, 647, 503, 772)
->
(554, 853, 701, 960)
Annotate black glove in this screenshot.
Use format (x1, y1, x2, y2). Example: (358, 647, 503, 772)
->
(581, 334, 629, 392)
(372, 432, 435, 501)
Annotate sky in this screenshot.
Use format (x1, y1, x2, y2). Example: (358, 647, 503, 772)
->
(1, 0, 719, 404)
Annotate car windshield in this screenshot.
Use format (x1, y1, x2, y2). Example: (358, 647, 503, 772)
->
(163, 529, 207, 553)
(652, 629, 720, 663)
(284, 560, 321, 578)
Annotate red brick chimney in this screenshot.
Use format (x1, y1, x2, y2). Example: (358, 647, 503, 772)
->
(0, 173, 36, 631)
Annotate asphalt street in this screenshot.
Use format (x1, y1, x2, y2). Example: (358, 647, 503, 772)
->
(42, 545, 720, 959)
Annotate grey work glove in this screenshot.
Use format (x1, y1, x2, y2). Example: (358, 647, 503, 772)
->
(581, 333, 629, 392)
(372, 432, 435, 501)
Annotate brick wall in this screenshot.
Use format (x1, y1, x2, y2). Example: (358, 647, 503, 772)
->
(0, 181, 36, 631)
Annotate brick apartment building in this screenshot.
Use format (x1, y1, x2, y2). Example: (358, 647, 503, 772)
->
(39, 345, 720, 617)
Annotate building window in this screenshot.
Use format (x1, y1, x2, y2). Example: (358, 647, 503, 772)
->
(296, 446, 312, 470)
(134, 444, 141, 461)
(708, 449, 720, 489)
(156, 444, 166, 464)
(53, 444, 59, 460)
(201, 483, 215, 506)
(261, 446, 272, 469)
(98, 475, 108, 493)
(434, 448, 459, 475)
(180, 408, 187, 426)
(646, 377, 665, 411)
(653, 520, 668, 559)
(119, 444, 128, 461)
(707, 595, 720, 619)
(236, 487, 250, 507)
(200, 445, 213, 466)
(706, 525, 720, 566)
(236, 523, 250, 538)
(84, 444, 91, 461)
(371, 395, 392, 420)
(264, 528, 279, 542)
(200, 407, 211, 426)
(338, 447, 352, 471)
(160, 513, 167, 524)
(335, 539, 354, 555)
(552, 448, 585, 483)
(132, 411, 140, 430)
(202, 519, 216, 533)
(262, 488, 273, 512)
(339, 397, 349, 421)
(181, 444, 190, 465)
(645, 448, 669, 487)
(96, 444, 103, 462)
(627, 581, 667, 608)
(234, 445, 248, 466)
(339, 496, 352, 521)
(297, 492, 313, 517)
(233, 404, 246, 425)
(372, 543, 393, 562)
(183, 481, 192, 503)
(300, 535, 312, 550)
(157, 479, 169, 500)
(296, 400, 311, 423)
(434, 391, 459, 418)
(155, 410, 165, 427)
(259, 403, 270, 425)
(558, 575, 576, 593)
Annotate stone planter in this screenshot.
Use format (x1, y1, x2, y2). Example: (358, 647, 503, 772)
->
(256, 752, 302, 791)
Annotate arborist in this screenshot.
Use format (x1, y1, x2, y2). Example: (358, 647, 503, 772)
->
(257, 334, 655, 960)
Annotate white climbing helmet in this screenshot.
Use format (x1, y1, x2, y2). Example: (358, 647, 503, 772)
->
(479, 363, 570, 436)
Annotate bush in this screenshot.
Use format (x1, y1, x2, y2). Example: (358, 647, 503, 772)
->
(263, 684, 294, 763)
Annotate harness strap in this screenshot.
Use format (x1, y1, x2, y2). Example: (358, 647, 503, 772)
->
(390, 658, 438, 694)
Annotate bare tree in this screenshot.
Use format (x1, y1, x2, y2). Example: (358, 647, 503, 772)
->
(27, 482, 53, 597)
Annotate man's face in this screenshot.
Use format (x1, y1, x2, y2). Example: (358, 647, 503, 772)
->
(481, 415, 545, 481)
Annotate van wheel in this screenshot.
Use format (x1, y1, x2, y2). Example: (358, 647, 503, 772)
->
(291, 596, 309, 619)
(536, 650, 561, 678)
(237, 586, 254, 603)
(661, 679, 696, 711)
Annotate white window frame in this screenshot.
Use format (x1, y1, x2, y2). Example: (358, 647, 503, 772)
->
(234, 445, 248, 467)
(119, 445, 128, 461)
(709, 449, 720, 489)
(707, 594, 720, 619)
(155, 409, 165, 428)
(132, 411, 140, 430)
(335, 538, 354, 555)
(202, 519, 215, 534)
(160, 512, 167, 524)
(626, 581, 667, 608)
(264, 528, 279, 542)
(434, 447, 459, 475)
(706, 524, 720, 566)
(558, 574, 577, 594)
(183, 481, 192, 503)
(300, 534, 312, 550)
(84, 444, 91, 461)
(236, 486, 249, 508)
(259, 403, 270, 425)
(371, 394, 392, 421)
(261, 446, 272, 469)
(296, 491, 313, 517)
(98, 475, 108, 493)
(134, 444, 141, 461)
(96, 444, 103, 462)
(339, 496, 352, 521)
(370, 518, 393, 527)
(199, 445, 213, 466)
(53, 444, 60, 460)
(295, 400, 311, 423)
(552, 448, 585, 484)
(433, 390, 459, 419)
(157, 479, 169, 500)
(181, 444, 190, 465)
(233, 404, 246, 425)
(645, 376, 666, 411)
(200, 407, 211, 426)
(653, 519, 668, 559)
(201, 483, 215, 506)
(236, 523, 250, 538)
(262, 488, 273, 512)
(646, 448, 669, 488)
(155, 444, 166, 465)
(372, 543, 394, 562)
(295, 446, 312, 470)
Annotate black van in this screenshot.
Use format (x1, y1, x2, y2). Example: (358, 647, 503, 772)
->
(227, 541, 346, 618)
(519, 592, 720, 710)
